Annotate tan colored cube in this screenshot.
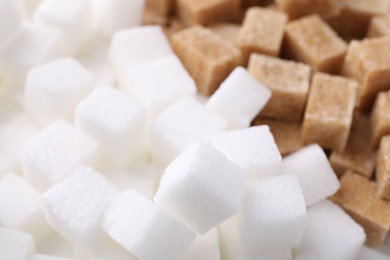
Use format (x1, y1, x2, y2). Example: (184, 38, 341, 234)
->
(376, 136, 390, 200)
(237, 7, 287, 64)
(342, 37, 390, 111)
(253, 118, 303, 156)
(331, 172, 390, 247)
(276, 0, 344, 20)
(171, 26, 241, 95)
(145, 0, 174, 17)
(248, 54, 311, 122)
(284, 15, 347, 74)
(208, 23, 241, 47)
(371, 91, 390, 149)
(176, 0, 240, 26)
(368, 14, 390, 38)
(301, 73, 358, 151)
(329, 112, 376, 178)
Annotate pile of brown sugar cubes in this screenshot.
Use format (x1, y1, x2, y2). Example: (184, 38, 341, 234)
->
(145, 0, 390, 252)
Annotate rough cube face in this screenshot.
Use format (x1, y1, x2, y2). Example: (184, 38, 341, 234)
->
(206, 67, 271, 129)
(0, 0, 22, 47)
(176, 0, 240, 26)
(154, 143, 246, 234)
(103, 189, 195, 260)
(238, 7, 287, 63)
(211, 126, 282, 178)
(0, 227, 36, 260)
(294, 200, 365, 260)
(184, 228, 220, 260)
(41, 166, 117, 250)
(124, 55, 197, 118)
(276, 0, 343, 19)
(0, 173, 52, 243)
(75, 86, 147, 168)
(331, 173, 390, 247)
(150, 97, 227, 166)
(377, 136, 390, 200)
(342, 37, 390, 110)
(21, 120, 100, 190)
(170, 26, 241, 95)
(371, 91, 390, 149)
(239, 175, 307, 252)
(25, 58, 95, 126)
(281, 144, 340, 206)
(284, 15, 347, 74)
(109, 26, 173, 87)
(302, 72, 358, 151)
(368, 14, 390, 37)
(330, 112, 376, 178)
(249, 54, 311, 122)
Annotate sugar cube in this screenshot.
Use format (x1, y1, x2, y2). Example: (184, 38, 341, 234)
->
(184, 228, 220, 260)
(0, 0, 22, 47)
(371, 91, 390, 149)
(0, 227, 36, 260)
(37, 233, 76, 259)
(377, 136, 390, 199)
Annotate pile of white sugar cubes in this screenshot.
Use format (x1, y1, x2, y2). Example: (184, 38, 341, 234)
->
(0, 0, 389, 260)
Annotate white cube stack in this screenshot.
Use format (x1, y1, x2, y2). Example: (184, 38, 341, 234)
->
(25, 58, 95, 126)
(102, 189, 195, 260)
(211, 126, 282, 178)
(21, 120, 100, 190)
(41, 166, 117, 251)
(0, 0, 22, 47)
(154, 143, 246, 234)
(206, 67, 272, 129)
(75, 86, 147, 168)
(0, 227, 36, 260)
(281, 144, 340, 206)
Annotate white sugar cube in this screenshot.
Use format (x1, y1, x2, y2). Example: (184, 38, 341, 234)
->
(0, 0, 22, 47)
(75, 86, 147, 168)
(86, 236, 138, 260)
(239, 175, 306, 252)
(109, 26, 173, 87)
(0, 23, 64, 88)
(154, 143, 246, 234)
(206, 67, 271, 129)
(150, 97, 228, 166)
(103, 189, 195, 260)
(92, 0, 145, 37)
(211, 126, 282, 178)
(21, 120, 100, 190)
(33, 0, 92, 55)
(294, 200, 365, 260)
(41, 166, 117, 251)
(0, 173, 52, 243)
(281, 144, 340, 206)
(25, 57, 95, 126)
(124, 55, 197, 119)
(0, 227, 36, 260)
(184, 228, 220, 260)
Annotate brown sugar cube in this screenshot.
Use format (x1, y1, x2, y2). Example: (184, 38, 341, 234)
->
(275, 0, 344, 20)
(176, 0, 240, 26)
(368, 14, 390, 38)
(301, 73, 358, 151)
(252, 118, 303, 156)
(329, 112, 376, 178)
(284, 15, 347, 74)
(376, 136, 390, 200)
(371, 91, 390, 149)
(171, 26, 241, 95)
(208, 23, 241, 47)
(145, 0, 174, 17)
(248, 54, 311, 122)
(237, 7, 287, 64)
(341, 37, 390, 110)
(331, 172, 390, 247)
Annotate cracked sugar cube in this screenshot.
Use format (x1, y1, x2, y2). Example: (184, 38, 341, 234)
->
(21, 119, 100, 190)
(206, 67, 271, 129)
(0, 0, 22, 47)
(154, 143, 245, 234)
(103, 189, 195, 260)
(0, 174, 52, 243)
(41, 166, 117, 251)
(109, 26, 173, 87)
(0, 227, 36, 260)
(184, 228, 220, 260)
(150, 97, 227, 166)
(75, 86, 147, 168)
(25, 57, 95, 126)
(281, 144, 340, 206)
(239, 175, 307, 252)
(294, 200, 365, 260)
(211, 126, 282, 179)
(124, 55, 197, 119)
